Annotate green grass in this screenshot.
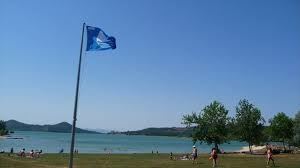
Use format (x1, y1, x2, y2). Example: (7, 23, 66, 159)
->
(1, 153, 300, 168)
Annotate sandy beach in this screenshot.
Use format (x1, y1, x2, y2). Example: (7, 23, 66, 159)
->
(0, 136, 7, 139)
(237, 145, 266, 153)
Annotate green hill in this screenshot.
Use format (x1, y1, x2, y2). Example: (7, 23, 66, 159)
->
(5, 120, 99, 134)
(121, 127, 193, 137)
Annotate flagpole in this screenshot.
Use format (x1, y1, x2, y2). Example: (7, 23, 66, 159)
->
(69, 22, 85, 168)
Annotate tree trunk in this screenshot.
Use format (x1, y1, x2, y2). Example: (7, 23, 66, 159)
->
(282, 140, 286, 152)
(214, 143, 219, 153)
(248, 143, 252, 154)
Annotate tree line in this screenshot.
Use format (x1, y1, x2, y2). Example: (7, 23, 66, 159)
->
(0, 120, 8, 136)
(183, 99, 300, 153)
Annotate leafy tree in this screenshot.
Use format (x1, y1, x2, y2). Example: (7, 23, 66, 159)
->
(269, 112, 294, 151)
(262, 126, 272, 142)
(234, 99, 265, 153)
(183, 101, 230, 151)
(0, 120, 8, 136)
(292, 111, 300, 147)
(0, 120, 5, 130)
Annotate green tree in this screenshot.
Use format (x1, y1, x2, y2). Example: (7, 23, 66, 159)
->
(0, 120, 8, 136)
(183, 101, 230, 151)
(269, 112, 294, 151)
(234, 99, 265, 153)
(293, 111, 300, 147)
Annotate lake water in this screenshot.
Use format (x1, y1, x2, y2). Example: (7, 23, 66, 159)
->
(0, 131, 247, 153)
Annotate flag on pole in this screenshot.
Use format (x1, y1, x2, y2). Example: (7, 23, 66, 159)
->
(86, 26, 116, 51)
(69, 23, 116, 168)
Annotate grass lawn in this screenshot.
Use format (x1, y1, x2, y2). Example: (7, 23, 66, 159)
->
(0, 153, 300, 168)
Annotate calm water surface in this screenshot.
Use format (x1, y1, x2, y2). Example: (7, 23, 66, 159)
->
(0, 131, 247, 153)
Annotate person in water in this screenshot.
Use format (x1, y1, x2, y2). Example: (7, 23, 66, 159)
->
(210, 148, 218, 167)
(267, 147, 275, 167)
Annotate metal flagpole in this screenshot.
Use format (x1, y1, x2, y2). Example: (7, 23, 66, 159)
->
(69, 22, 86, 168)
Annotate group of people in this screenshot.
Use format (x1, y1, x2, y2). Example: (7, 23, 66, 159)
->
(168, 146, 218, 167)
(58, 148, 79, 154)
(152, 150, 159, 154)
(17, 148, 43, 158)
(170, 145, 276, 167)
(4, 145, 276, 167)
(191, 146, 218, 167)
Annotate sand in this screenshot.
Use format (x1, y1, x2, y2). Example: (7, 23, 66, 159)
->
(237, 145, 266, 152)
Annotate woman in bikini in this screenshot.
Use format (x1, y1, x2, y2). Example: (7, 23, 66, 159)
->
(210, 148, 218, 167)
(267, 147, 275, 167)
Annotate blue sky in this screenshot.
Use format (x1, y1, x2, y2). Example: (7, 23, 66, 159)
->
(0, 0, 299, 131)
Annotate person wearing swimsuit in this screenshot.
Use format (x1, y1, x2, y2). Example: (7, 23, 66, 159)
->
(211, 148, 218, 167)
(267, 147, 275, 167)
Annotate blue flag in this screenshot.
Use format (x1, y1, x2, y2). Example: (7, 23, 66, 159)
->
(86, 26, 116, 51)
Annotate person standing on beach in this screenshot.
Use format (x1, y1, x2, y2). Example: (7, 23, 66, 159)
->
(21, 148, 25, 157)
(210, 148, 218, 167)
(267, 147, 275, 167)
(169, 152, 173, 160)
(192, 145, 198, 164)
(29, 149, 34, 158)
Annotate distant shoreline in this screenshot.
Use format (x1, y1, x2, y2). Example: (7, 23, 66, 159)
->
(5, 120, 100, 134)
